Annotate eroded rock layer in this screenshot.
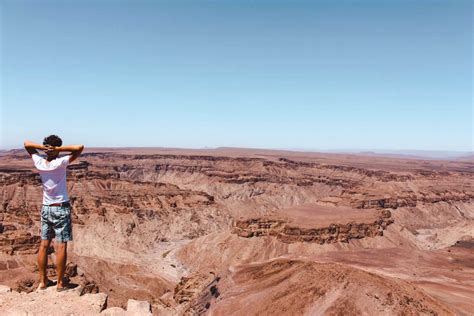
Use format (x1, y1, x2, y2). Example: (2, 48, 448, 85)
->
(234, 210, 394, 244)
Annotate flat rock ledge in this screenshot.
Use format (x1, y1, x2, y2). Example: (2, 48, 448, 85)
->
(0, 284, 152, 316)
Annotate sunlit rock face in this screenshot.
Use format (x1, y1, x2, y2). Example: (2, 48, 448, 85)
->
(0, 148, 473, 314)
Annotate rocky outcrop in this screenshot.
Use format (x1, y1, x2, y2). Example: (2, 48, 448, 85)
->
(0, 284, 108, 315)
(0, 284, 152, 315)
(233, 210, 394, 244)
(173, 272, 221, 315)
(173, 273, 217, 304)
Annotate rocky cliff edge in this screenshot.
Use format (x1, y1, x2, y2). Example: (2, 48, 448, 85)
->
(0, 284, 152, 316)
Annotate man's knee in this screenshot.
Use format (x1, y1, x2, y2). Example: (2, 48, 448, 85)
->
(39, 240, 51, 249)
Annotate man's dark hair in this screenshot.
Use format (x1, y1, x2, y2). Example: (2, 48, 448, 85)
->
(43, 135, 62, 147)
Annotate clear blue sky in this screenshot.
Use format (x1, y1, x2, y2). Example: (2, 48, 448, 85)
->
(1, 0, 472, 151)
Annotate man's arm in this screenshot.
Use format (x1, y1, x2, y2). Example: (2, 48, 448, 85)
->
(24, 140, 47, 156)
(56, 145, 85, 163)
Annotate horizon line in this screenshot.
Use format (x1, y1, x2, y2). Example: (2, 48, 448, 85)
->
(1, 145, 472, 159)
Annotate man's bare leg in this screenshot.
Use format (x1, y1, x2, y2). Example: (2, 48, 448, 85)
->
(38, 239, 51, 288)
(56, 242, 67, 289)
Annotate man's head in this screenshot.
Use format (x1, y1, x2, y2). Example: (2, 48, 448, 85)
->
(43, 135, 62, 159)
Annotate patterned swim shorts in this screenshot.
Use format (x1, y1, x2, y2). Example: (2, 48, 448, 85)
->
(41, 203, 73, 242)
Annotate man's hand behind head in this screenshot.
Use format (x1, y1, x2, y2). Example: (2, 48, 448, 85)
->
(44, 145, 59, 157)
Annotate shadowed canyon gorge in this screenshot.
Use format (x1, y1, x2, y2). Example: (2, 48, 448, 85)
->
(0, 148, 473, 315)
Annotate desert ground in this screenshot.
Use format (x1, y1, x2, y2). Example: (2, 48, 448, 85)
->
(0, 148, 473, 315)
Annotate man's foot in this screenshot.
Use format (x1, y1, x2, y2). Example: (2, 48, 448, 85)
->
(57, 283, 77, 292)
(37, 279, 55, 290)
(56, 286, 69, 292)
(56, 277, 71, 292)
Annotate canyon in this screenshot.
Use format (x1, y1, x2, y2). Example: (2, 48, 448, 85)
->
(0, 148, 473, 315)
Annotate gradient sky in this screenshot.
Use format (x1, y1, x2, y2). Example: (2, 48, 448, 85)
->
(1, 0, 472, 151)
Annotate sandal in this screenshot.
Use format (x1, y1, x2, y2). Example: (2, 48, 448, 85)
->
(38, 280, 55, 290)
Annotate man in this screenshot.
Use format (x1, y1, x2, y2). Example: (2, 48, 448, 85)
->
(24, 135, 84, 292)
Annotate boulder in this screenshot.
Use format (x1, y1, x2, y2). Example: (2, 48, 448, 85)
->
(82, 292, 108, 313)
(127, 299, 152, 315)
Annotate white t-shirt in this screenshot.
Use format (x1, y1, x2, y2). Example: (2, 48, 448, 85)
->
(32, 154, 71, 205)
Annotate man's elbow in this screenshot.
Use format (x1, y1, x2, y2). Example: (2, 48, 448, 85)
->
(74, 145, 84, 155)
